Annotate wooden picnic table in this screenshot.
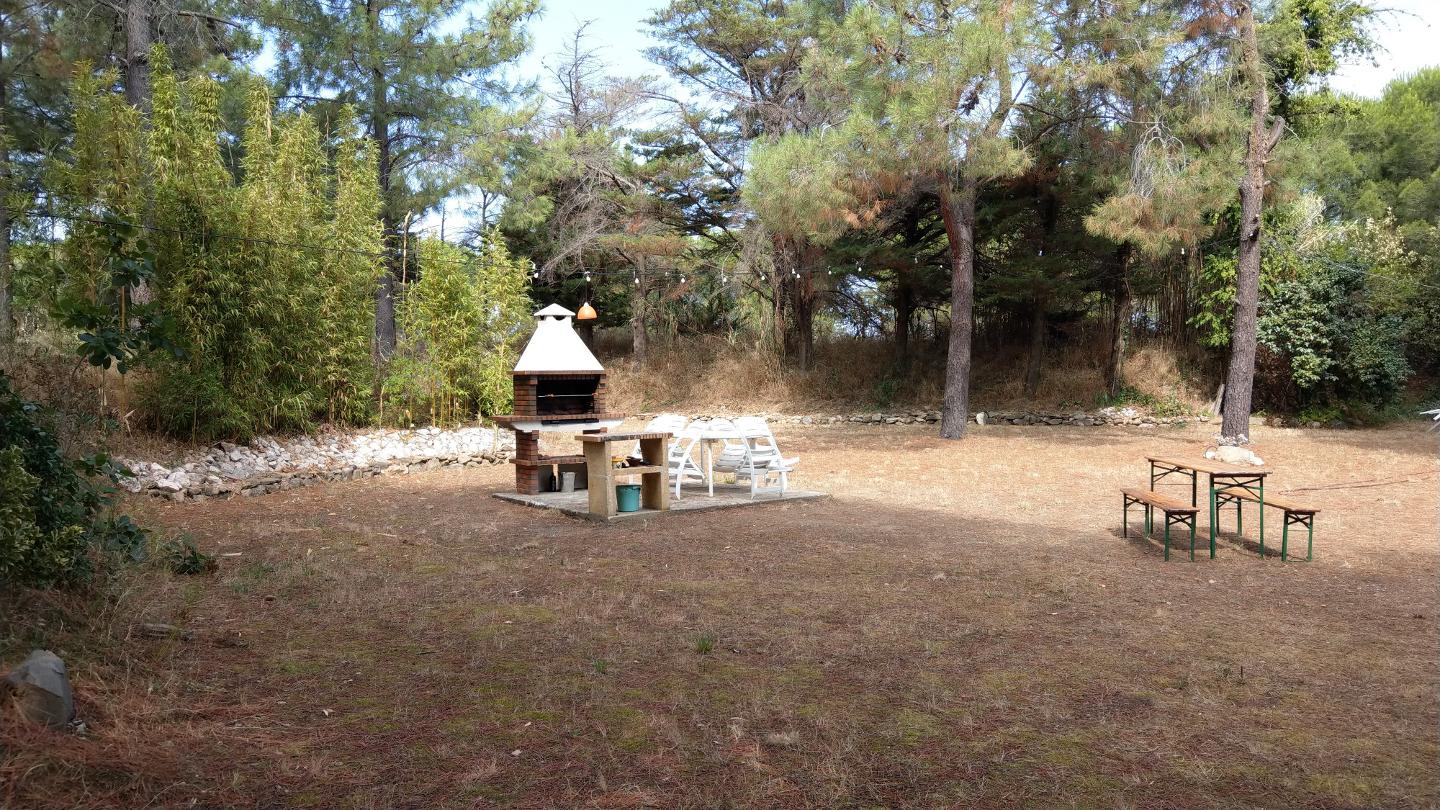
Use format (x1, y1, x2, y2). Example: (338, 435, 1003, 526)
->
(1146, 455, 1270, 558)
(576, 432, 670, 518)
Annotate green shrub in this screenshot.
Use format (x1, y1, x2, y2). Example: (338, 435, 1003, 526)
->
(0, 372, 147, 587)
(871, 375, 901, 407)
(158, 533, 217, 575)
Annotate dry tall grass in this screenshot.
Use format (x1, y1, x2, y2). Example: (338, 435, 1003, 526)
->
(600, 332, 1215, 414)
(0, 559, 225, 810)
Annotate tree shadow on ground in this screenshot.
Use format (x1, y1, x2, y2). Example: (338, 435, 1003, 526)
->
(5, 441, 1436, 810)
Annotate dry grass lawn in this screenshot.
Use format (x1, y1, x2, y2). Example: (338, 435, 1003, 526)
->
(3, 422, 1437, 809)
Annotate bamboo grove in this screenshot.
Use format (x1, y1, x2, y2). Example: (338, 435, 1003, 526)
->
(34, 47, 531, 439)
(0, 1, 1436, 441)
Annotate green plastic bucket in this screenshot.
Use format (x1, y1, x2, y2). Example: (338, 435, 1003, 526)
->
(615, 484, 642, 512)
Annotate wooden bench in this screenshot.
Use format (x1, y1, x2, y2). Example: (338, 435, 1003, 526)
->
(1122, 487, 1200, 561)
(1215, 487, 1318, 561)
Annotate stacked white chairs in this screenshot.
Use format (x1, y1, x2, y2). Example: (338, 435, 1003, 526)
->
(712, 416, 799, 497)
(629, 413, 703, 496)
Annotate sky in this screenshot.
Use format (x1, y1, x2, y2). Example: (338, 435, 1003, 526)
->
(1328, 0, 1439, 97)
(518, 0, 1439, 100)
(514, 0, 662, 88)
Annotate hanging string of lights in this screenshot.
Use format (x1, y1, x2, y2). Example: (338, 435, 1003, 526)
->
(33, 203, 1428, 296)
(25, 206, 865, 282)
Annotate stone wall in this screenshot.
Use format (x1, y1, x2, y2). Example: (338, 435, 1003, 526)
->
(677, 406, 1207, 429)
(120, 427, 515, 502)
(122, 407, 1204, 501)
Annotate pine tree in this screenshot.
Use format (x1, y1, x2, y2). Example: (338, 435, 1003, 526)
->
(748, 0, 1044, 438)
(647, 0, 846, 368)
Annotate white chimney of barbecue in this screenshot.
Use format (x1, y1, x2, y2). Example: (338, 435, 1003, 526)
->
(513, 304, 604, 373)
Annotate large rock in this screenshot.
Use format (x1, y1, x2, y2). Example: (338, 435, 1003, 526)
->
(3, 650, 75, 728)
(1215, 443, 1261, 464)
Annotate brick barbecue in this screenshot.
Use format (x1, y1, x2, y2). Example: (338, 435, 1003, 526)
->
(493, 304, 624, 494)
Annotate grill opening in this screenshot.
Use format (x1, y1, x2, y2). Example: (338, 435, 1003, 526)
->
(536, 377, 598, 415)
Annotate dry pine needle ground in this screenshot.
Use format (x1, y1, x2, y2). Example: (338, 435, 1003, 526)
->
(3, 422, 1437, 809)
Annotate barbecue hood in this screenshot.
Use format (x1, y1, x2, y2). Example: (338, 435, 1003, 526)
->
(493, 304, 623, 434)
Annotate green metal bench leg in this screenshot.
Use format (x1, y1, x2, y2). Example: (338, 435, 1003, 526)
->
(1189, 516, 1196, 561)
(1307, 520, 1313, 562)
(1163, 518, 1170, 561)
(1236, 499, 1242, 534)
(1123, 498, 1128, 538)
(1145, 504, 1152, 535)
(1281, 519, 1289, 561)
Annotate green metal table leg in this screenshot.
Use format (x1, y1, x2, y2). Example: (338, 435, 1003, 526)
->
(1307, 520, 1313, 561)
(1123, 498, 1128, 538)
(1281, 518, 1289, 561)
(1208, 485, 1217, 557)
(1237, 498, 1243, 534)
(1258, 480, 1265, 558)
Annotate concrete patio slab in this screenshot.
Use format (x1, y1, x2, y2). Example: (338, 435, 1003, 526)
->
(493, 483, 827, 522)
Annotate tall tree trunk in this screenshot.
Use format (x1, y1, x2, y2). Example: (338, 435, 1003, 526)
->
(1023, 294, 1045, 397)
(1222, 1, 1283, 441)
(938, 176, 978, 439)
(631, 257, 648, 362)
(769, 234, 788, 354)
(1105, 245, 1133, 398)
(1025, 187, 1059, 397)
(893, 270, 914, 362)
(369, 0, 398, 358)
(790, 243, 817, 370)
(0, 26, 12, 346)
(123, 0, 152, 111)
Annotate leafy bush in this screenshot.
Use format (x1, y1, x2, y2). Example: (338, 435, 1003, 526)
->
(871, 375, 901, 407)
(0, 372, 145, 587)
(1257, 215, 1416, 408)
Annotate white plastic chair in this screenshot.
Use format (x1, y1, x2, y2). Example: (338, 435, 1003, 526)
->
(625, 414, 697, 494)
(633, 413, 688, 458)
(715, 416, 798, 497)
(640, 413, 688, 436)
(669, 420, 708, 497)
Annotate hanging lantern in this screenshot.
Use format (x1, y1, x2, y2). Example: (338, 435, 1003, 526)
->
(576, 301, 598, 321)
